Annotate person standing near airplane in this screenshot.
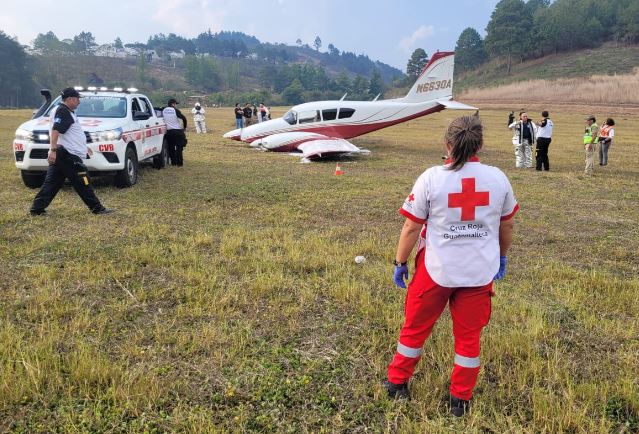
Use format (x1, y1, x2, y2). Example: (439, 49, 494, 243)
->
(191, 102, 207, 134)
(384, 115, 518, 417)
(243, 103, 253, 127)
(598, 118, 615, 166)
(509, 111, 536, 168)
(163, 98, 188, 166)
(583, 115, 599, 175)
(534, 110, 553, 171)
(234, 103, 244, 129)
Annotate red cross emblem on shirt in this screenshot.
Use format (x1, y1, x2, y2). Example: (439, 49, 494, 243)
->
(447, 178, 489, 221)
(408, 193, 415, 202)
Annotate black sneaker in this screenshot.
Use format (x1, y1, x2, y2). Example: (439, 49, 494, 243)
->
(93, 208, 115, 215)
(449, 395, 471, 417)
(383, 380, 410, 400)
(29, 209, 47, 216)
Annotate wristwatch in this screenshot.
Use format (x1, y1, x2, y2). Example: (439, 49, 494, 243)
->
(49, 147, 57, 152)
(393, 259, 407, 266)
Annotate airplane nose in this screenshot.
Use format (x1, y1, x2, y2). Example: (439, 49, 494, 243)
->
(223, 128, 242, 140)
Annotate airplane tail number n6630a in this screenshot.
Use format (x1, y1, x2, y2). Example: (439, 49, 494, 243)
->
(223, 51, 477, 161)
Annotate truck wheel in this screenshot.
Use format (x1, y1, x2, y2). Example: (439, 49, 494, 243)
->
(153, 140, 169, 169)
(115, 147, 138, 188)
(21, 171, 46, 188)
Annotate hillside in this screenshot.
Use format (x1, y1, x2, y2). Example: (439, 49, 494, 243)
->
(26, 48, 402, 107)
(455, 43, 639, 93)
(454, 44, 639, 111)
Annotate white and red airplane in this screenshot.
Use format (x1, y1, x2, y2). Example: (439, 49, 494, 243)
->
(223, 51, 477, 160)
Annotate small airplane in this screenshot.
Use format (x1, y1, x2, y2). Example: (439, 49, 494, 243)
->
(223, 51, 477, 161)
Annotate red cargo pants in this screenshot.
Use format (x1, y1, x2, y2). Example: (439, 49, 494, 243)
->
(387, 250, 493, 400)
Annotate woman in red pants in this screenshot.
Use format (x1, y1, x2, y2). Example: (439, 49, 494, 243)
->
(384, 115, 519, 417)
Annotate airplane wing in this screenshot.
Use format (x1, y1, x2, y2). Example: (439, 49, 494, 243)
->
(298, 138, 362, 160)
(437, 100, 478, 110)
(252, 132, 366, 160)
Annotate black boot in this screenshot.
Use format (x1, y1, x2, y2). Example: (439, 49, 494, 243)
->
(383, 380, 410, 400)
(449, 395, 471, 417)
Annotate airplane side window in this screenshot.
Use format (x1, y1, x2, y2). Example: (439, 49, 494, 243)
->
(283, 110, 297, 125)
(338, 108, 355, 119)
(298, 110, 318, 124)
(322, 109, 337, 121)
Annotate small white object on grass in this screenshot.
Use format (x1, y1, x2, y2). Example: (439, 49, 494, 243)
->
(354, 255, 366, 264)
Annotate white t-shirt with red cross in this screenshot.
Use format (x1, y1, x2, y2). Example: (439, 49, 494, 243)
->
(400, 157, 519, 288)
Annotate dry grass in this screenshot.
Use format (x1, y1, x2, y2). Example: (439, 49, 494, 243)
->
(459, 68, 639, 113)
(0, 106, 638, 433)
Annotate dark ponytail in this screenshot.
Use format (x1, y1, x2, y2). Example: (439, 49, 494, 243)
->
(445, 115, 483, 171)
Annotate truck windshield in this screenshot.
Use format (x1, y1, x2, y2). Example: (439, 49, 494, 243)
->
(44, 96, 128, 118)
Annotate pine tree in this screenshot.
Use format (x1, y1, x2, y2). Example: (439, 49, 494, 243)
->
(455, 28, 487, 74)
(484, 0, 530, 74)
(406, 48, 429, 81)
(368, 69, 384, 97)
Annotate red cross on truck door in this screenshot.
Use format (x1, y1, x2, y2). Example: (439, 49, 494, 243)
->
(447, 178, 489, 221)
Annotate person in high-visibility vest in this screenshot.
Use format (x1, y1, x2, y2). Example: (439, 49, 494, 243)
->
(598, 118, 615, 166)
(384, 115, 519, 417)
(584, 115, 599, 175)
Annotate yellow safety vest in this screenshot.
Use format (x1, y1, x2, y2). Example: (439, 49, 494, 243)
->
(583, 123, 598, 144)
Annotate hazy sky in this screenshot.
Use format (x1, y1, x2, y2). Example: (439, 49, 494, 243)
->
(1, 0, 500, 71)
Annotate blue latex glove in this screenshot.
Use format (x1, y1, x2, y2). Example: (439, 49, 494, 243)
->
(393, 264, 409, 288)
(493, 256, 508, 280)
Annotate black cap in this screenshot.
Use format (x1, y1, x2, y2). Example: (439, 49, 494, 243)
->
(60, 87, 81, 99)
(168, 98, 179, 105)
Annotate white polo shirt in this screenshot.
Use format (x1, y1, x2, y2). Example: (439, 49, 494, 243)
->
(162, 106, 183, 130)
(537, 118, 554, 138)
(50, 104, 87, 159)
(400, 157, 519, 287)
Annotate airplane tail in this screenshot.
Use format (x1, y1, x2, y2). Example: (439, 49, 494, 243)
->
(402, 51, 455, 103)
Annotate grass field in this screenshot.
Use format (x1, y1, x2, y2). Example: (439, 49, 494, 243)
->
(1, 107, 638, 433)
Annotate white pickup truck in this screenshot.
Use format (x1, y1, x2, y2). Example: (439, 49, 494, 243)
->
(13, 88, 168, 188)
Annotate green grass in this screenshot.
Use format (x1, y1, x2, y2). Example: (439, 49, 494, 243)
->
(1, 108, 638, 432)
(456, 44, 639, 93)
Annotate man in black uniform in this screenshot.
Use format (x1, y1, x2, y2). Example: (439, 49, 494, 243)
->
(162, 98, 188, 166)
(534, 110, 554, 171)
(30, 87, 113, 215)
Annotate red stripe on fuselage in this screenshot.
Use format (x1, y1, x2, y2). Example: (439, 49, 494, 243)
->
(244, 105, 444, 144)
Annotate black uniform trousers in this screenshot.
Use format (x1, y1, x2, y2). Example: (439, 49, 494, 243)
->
(536, 137, 551, 171)
(166, 129, 186, 166)
(31, 147, 104, 214)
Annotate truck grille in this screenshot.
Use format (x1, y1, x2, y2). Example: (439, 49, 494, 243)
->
(30, 149, 49, 159)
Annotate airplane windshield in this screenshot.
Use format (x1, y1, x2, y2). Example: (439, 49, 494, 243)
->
(283, 110, 297, 125)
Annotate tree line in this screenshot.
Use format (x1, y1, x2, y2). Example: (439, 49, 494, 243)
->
(0, 31, 38, 107)
(183, 59, 386, 106)
(455, 0, 639, 74)
(6, 28, 402, 107)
